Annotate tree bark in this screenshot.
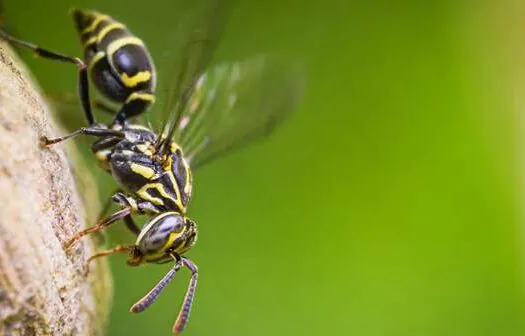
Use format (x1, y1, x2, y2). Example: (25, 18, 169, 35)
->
(0, 41, 112, 335)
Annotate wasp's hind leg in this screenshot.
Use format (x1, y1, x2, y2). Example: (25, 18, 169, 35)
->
(123, 213, 141, 236)
(0, 30, 95, 125)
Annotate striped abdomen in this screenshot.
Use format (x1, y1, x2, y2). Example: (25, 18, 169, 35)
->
(72, 8, 156, 120)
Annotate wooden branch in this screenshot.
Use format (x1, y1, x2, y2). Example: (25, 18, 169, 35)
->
(0, 41, 112, 335)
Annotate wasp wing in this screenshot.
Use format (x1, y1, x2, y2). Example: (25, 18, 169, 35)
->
(172, 56, 304, 171)
(153, 0, 231, 155)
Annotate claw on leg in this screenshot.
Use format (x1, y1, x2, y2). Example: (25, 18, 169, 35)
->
(39, 136, 50, 148)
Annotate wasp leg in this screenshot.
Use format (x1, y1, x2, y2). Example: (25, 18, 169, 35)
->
(123, 214, 141, 236)
(91, 189, 121, 245)
(83, 244, 134, 276)
(0, 30, 95, 125)
(96, 190, 119, 222)
(63, 207, 132, 249)
(40, 127, 124, 147)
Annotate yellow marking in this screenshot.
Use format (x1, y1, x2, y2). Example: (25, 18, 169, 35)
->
(166, 171, 183, 209)
(170, 142, 181, 153)
(144, 231, 184, 261)
(83, 36, 97, 47)
(136, 183, 182, 210)
(136, 188, 163, 206)
(122, 149, 137, 157)
(127, 124, 151, 131)
(81, 14, 110, 35)
(107, 37, 144, 58)
(95, 149, 111, 171)
(120, 71, 152, 88)
(136, 143, 154, 156)
(126, 196, 139, 212)
(97, 22, 126, 42)
(125, 92, 155, 103)
(184, 158, 192, 196)
(162, 156, 186, 212)
(95, 149, 110, 162)
(111, 123, 124, 131)
(153, 183, 178, 204)
(166, 145, 192, 199)
(184, 182, 192, 196)
(171, 232, 188, 254)
(130, 163, 156, 179)
(162, 173, 184, 211)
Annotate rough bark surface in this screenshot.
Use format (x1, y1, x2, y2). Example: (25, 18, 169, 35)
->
(0, 41, 112, 335)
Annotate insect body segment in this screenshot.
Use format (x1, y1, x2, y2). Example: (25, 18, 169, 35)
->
(72, 9, 156, 123)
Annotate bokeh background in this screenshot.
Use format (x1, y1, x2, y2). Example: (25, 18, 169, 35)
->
(4, 0, 525, 335)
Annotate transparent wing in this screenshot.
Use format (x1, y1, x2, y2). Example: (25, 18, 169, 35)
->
(173, 56, 305, 170)
(153, 0, 231, 155)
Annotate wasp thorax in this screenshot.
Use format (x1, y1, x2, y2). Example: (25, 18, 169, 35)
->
(136, 212, 198, 263)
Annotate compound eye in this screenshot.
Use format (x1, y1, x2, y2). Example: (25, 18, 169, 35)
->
(138, 213, 185, 254)
(173, 217, 184, 233)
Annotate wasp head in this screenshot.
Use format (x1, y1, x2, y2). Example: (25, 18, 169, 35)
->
(128, 212, 198, 266)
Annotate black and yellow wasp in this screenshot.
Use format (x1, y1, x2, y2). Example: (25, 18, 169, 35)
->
(0, 1, 302, 334)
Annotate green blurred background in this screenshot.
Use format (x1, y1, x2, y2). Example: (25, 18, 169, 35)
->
(4, 0, 525, 335)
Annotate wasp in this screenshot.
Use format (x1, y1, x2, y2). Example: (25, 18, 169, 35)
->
(0, 2, 302, 334)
